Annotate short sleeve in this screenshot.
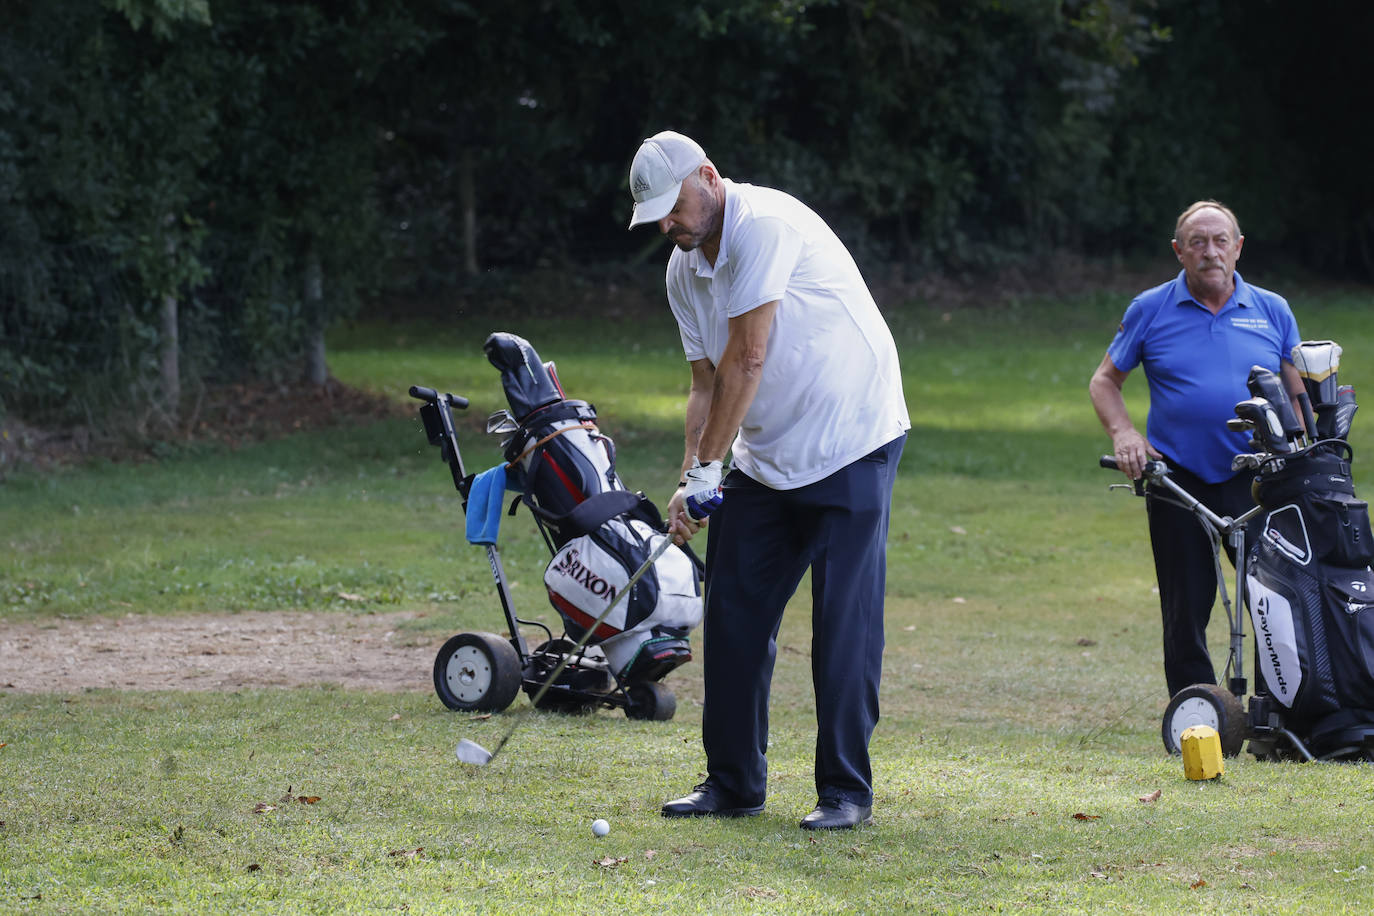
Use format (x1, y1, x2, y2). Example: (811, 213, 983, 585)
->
(1276, 297, 1301, 360)
(726, 216, 802, 317)
(1106, 296, 1149, 373)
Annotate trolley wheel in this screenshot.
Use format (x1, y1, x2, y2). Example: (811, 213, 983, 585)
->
(433, 631, 522, 712)
(625, 681, 676, 721)
(1162, 684, 1247, 757)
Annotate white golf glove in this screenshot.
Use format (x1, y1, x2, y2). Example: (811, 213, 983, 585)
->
(682, 458, 724, 522)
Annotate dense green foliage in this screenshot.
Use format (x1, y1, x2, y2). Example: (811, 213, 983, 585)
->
(3, 0, 1372, 429)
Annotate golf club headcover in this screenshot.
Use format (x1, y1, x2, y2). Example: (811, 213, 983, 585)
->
(683, 458, 724, 522)
(1292, 340, 1342, 408)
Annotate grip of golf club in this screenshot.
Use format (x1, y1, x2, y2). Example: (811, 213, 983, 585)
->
(444, 393, 470, 410)
(1297, 391, 1318, 439)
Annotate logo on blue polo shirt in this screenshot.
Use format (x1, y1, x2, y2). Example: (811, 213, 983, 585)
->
(1232, 316, 1270, 331)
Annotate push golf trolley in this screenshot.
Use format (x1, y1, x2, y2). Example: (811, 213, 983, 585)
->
(1102, 341, 1374, 761)
(409, 332, 703, 722)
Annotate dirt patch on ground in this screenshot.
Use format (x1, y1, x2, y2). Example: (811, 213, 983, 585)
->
(0, 611, 434, 694)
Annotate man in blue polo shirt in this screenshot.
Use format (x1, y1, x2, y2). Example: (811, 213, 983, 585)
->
(1089, 200, 1303, 698)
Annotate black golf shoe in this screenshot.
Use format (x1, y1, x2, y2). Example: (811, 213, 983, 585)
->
(661, 782, 764, 818)
(799, 797, 873, 830)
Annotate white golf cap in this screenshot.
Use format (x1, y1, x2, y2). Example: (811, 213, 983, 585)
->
(627, 130, 705, 229)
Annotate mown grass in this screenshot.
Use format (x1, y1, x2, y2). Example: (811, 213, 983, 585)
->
(4, 284, 1374, 912)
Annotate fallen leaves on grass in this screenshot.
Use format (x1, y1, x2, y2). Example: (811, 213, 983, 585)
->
(246, 863, 261, 872)
(594, 856, 628, 868)
(1072, 812, 1101, 820)
(1191, 879, 1208, 889)
(644, 850, 656, 860)
(277, 785, 321, 804)
(337, 592, 365, 602)
(252, 803, 276, 814)
(1089, 871, 1110, 880)
(1138, 789, 1162, 803)
(1076, 637, 1098, 647)
(388, 848, 424, 861)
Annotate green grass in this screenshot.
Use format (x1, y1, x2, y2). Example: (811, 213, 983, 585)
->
(5, 287, 1374, 912)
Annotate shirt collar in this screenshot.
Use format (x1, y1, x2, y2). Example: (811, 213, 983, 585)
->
(1171, 268, 1250, 310)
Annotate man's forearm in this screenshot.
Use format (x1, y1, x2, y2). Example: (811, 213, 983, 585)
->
(696, 358, 762, 464)
(682, 384, 712, 475)
(1089, 375, 1135, 438)
(695, 303, 776, 464)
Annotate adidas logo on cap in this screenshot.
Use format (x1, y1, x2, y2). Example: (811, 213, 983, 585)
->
(627, 131, 705, 228)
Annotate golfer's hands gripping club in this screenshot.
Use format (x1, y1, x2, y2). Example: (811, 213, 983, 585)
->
(669, 458, 722, 543)
(683, 458, 724, 521)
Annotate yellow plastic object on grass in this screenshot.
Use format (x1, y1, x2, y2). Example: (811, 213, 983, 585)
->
(1181, 725, 1225, 780)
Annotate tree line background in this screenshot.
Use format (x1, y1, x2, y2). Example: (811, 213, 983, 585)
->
(2, 0, 1371, 434)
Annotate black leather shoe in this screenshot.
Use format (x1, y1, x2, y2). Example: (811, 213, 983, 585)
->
(799, 798, 873, 830)
(662, 782, 764, 818)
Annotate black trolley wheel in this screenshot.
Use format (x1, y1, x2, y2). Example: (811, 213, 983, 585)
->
(1162, 683, 1248, 757)
(625, 681, 677, 721)
(433, 631, 522, 712)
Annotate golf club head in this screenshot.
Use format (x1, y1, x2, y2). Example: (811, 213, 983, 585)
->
(1246, 366, 1304, 443)
(485, 409, 519, 436)
(1292, 340, 1342, 409)
(1233, 397, 1291, 453)
(455, 738, 493, 766)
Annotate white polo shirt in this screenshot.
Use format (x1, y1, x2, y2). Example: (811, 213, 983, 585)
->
(665, 179, 910, 489)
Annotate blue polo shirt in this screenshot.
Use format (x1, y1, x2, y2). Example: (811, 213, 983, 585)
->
(1107, 270, 1300, 484)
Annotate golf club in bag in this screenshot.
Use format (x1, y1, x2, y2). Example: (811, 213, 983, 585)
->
(1101, 340, 1374, 761)
(409, 333, 702, 741)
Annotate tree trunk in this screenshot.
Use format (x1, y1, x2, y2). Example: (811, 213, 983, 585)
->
(461, 148, 478, 276)
(304, 249, 328, 386)
(159, 289, 180, 422)
(159, 226, 181, 425)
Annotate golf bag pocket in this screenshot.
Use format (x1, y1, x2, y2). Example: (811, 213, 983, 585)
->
(543, 517, 702, 676)
(1320, 569, 1374, 709)
(1308, 495, 1374, 568)
(1266, 494, 1374, 568)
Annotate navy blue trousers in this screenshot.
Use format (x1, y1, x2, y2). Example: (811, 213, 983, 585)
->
(1146, 460, 1255, 697)
(701, 434, 905, 807)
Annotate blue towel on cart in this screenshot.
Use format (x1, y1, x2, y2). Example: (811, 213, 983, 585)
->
(466, 464, 509, 545)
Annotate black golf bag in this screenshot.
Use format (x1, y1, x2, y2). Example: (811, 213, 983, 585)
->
(1245, 443, 1374, 757)
(483, 331, 701, 681)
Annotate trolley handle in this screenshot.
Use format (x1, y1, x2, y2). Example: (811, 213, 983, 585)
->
(409, 385, 470, 410)
(1098, 455, 1169, 497)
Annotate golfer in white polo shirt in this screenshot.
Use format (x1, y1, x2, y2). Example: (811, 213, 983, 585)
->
(626, 130, 909, 830)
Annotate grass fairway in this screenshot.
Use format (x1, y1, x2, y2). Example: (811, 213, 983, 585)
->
(4, 286, 1374, 912)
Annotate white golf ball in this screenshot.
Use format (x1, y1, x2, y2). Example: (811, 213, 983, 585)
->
(591, 818, 610, 837)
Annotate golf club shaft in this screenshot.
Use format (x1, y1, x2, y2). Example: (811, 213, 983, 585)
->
(486, 534, 677, 760)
